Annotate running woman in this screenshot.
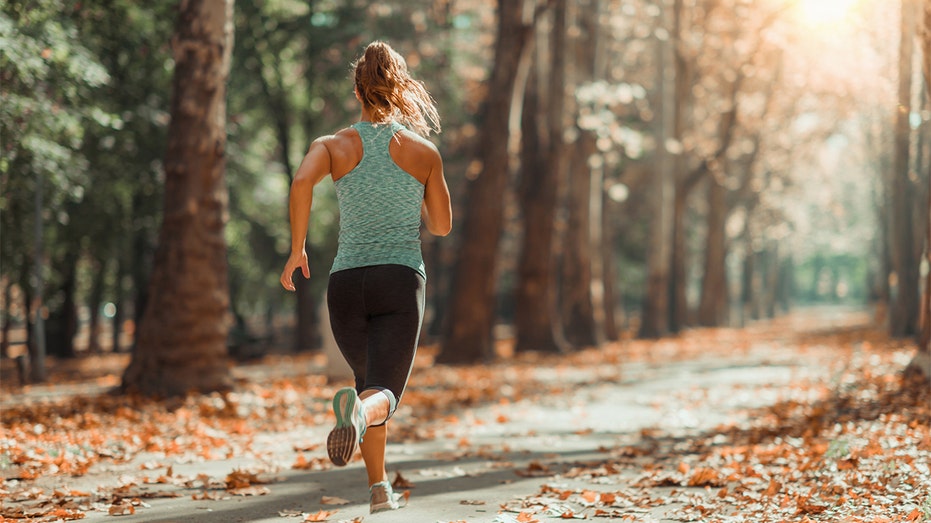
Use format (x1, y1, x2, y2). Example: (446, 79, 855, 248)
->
(279, 41, 451, 513)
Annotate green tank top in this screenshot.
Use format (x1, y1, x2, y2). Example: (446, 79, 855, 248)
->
(330, 121, 426, 278)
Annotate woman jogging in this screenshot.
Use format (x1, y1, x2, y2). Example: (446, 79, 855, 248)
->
(279, 41, 451, 513)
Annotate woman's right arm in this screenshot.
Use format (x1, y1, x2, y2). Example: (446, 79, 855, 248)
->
(421, 148, 452, 236)
(280, 138, 332, 291)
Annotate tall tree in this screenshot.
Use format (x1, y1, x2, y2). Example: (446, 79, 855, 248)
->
(438, 0, 548, 364)
(514, 0, 569, 354)
(561, 0, 606, 348)
(906, 0, 931, 378)
(639, 2, 676, 339)
(889, 0, 920, 339)
(122, 0, 235, 396)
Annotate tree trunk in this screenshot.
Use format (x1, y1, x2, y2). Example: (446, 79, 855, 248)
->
(562, 132, 604, 347)
(21, 263, 33, 373)
(639, 4, 675, 339)
(1, 280, 11, 359)
(438, 0, 538, 364)
(47, 255, 78, 358)
(602, 188, 620, 341)
(668, 0, 692, 334)
(122, 0, 235, 397)
(87, 257, 107, 353)
(561, 0, 605, 348)
(111, 250, 126, 352)
(131, 188, 153, 348)
(890, 0, 920, 339)
(906, 0, 931, 379)
(669, 187, 690, 332)
(739, 238, 754, 327)
(697, 178, 729, 326)
(514, 2, 569, 354)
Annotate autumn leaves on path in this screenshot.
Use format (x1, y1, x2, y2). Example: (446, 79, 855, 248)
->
(1, 308, 928, 522)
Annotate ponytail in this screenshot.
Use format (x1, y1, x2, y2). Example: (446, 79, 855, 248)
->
(353, 41, 441, 136)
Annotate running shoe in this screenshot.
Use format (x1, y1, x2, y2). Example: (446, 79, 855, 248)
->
(369, 480, 406, 513)
(326, 387, 366, 466)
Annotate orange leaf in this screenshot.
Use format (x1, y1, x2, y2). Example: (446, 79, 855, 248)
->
(764, 479, 781, 497)
(687, 467, 723, 487)
(108, 502, 134, 516)
(580, 490, 600, 503)
(393, 471, 416, 489)
(516, 512, 540, 523)
(304, 509, 336, 522)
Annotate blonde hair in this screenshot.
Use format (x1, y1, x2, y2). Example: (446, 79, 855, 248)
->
(353, 41, 441, 136)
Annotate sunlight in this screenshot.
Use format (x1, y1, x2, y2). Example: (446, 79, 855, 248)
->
(795, 0, 859, 27)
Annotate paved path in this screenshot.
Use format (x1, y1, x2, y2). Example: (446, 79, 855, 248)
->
(5, 307, 875, 522)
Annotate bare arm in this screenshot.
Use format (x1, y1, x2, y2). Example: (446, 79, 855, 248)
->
(280, 139, 332, 291)
(421, 148, 452, 236)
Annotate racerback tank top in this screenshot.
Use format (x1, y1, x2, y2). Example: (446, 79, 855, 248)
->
(329, 121, 426, 278)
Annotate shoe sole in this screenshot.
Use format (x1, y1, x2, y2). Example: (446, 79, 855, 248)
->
(327, 388, 361, 466)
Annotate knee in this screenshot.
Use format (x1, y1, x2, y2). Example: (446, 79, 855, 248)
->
(361, 387, 398, 426)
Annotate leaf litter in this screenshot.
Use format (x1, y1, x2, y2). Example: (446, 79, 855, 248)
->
(0, 311, 927, 521)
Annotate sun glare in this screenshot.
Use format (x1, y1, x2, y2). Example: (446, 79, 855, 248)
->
(797, 0, 858, 27)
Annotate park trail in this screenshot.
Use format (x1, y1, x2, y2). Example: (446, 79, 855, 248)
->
(1, 306, 928, 523)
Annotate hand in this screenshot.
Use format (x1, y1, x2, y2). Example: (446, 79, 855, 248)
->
(280, 251, 310, 291)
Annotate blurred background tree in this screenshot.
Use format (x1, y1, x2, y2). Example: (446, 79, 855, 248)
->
(1, 0, 928, 390)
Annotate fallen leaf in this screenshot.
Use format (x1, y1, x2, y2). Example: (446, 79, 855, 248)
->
(229, 485, 270, 496)
(393, 470, 415, 489)
(320, 495, 350, 505)
(304, 509, 337, 522)
(108, 502, 135, 516)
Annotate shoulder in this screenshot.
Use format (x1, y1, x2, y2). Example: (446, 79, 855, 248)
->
(317, 127, 359, 149)
(315, 128, 362, 159)
(395, 129, 441, 160)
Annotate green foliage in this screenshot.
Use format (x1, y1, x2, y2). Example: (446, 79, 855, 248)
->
(1, 0, 109, 289)
(794, 253, 870, 304)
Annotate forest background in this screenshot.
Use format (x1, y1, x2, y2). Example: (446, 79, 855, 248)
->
(1, 0, 930, 394)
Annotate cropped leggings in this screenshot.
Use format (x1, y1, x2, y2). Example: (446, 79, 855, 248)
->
(327, 264, 425, 424)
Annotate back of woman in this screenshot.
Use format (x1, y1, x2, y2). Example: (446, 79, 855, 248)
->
(279, 40, 451, 514)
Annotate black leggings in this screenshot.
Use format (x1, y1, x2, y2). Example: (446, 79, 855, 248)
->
(327, 264, 425, 422)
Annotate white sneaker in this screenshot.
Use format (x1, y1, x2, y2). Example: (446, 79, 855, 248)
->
(326, 387, 366, 467)
(369, 480, 406, 513)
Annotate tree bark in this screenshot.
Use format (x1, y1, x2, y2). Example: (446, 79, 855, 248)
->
(602, 188, 620, 341)
(438, 0, 540, 364)
(562, 132, 604, 347)
(697, 177, 729, 326)
(1, 280, 10, 359)
(122, 0, 235, 396)
(47, 255, 78, 358)
(87, 257, 107, 353)
(668, 0, 692, 334)
(906, 0, 931, 378)
(639, 4, 675, 339)
(890, 0, 920, 339)
(515, 2, 569, 354)
(561, 0, 605, 348)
